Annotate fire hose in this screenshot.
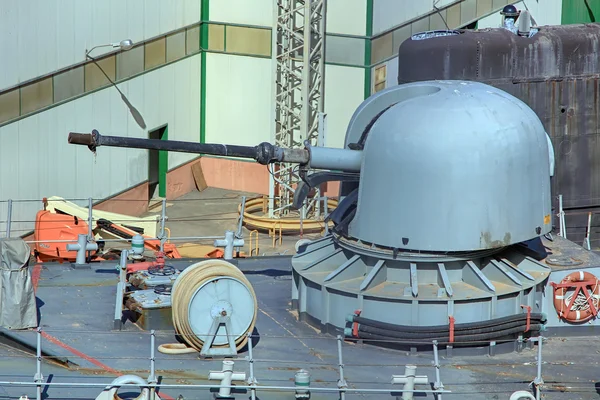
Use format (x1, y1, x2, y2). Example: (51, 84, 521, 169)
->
(158, 260, 257, 354)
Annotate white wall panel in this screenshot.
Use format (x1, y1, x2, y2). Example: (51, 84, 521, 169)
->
(373, 0, 436, 35)
(210, 0, 273, 27)
(324, 65, 365, 149)
(372, 0, 468, 35)
(385, 59, 399, 88)
(327, 0, 367, 35)
(0, 55, 201, 235)
(0, 0, 201, 90)
(205, 56, 363, 151)
(471, 1, 562, 29)
(205, 53, 272, 146)
(522, 0, 562, 26)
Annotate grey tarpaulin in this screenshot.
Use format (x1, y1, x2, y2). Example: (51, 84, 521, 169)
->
(0, 238, 37, 329)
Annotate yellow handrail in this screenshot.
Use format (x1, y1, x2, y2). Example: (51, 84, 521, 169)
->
(249, 230, 259, 256)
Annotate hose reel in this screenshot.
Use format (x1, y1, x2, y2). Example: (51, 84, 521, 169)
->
(158, 260, 257, 356)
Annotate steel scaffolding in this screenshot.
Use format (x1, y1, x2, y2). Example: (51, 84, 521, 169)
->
(269, 0, 327, 219)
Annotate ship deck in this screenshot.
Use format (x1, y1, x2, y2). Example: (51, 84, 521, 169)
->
(2, 189, 600, 399)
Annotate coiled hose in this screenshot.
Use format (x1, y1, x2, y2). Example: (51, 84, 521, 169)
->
(158, 260, 257, 355)
(346, 312, 545, 344)
(349, 313, 546, 333)
(352, 324, 544, 345)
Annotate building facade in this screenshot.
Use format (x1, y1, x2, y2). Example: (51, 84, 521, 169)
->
(0, 0, 590, 235)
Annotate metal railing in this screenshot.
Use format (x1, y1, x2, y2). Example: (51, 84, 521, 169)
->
(556, 193, 600, 251)
(0, 194, 334, 258)
(0, 195, 249, 249)
(0, 326, 552, 400)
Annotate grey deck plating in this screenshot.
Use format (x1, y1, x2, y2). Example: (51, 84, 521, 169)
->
(0, 244, 599, 399)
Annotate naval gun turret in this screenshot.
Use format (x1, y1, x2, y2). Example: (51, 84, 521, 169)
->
(68, 128, 362, 210)
(69, 80, 556, 353)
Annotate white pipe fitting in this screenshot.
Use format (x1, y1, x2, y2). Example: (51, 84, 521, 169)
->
(391, 365, 429, 400)
(295, 369, 311, 399)
(214, 231, 244, 260)
(66, 233, 98, 265)
(208, 359, 246, 398)
(94, 374, 158, 400)
(509, 391, 536, 400)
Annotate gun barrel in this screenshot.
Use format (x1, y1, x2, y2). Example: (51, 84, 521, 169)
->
(68, 130, 309, 165)
(67, 130, 362, 172)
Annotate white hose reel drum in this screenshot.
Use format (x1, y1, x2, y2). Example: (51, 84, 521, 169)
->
(171, 259, 258, 351)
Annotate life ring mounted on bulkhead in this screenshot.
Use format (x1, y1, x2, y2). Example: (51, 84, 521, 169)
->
(551, 270, 600, 323)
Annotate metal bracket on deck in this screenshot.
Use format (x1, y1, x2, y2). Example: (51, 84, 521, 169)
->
(200, 315, 238, 357)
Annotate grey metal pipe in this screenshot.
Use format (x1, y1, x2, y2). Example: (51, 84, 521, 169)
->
(66, 234, 98, 265)
(336, 335, 347, 400)
(35, 327, 42, 400)
(6, 199, 12, 238)
(24, 235, 225, 245)
(68, 130, 309, 165)
(68, 130, 364, 172)
(87, 197, 93, 239)
(307, 146, 362, 172)
(432, 340, 443, 400)
(149, 330, 156, 400)
(0, 380, 451, 394)
(247, 332, 257, 400)
(159, 198, 167, 253)
(237, 196, 246, 239)
(214, 231, 244, 260)
(535, 336, 543, 400)
(114, 250, 128, 329)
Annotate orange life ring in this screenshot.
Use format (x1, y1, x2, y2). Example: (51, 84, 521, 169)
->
(552, 271, 600, 323)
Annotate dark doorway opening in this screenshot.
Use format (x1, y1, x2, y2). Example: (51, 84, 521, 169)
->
(148, 125, 168, 201)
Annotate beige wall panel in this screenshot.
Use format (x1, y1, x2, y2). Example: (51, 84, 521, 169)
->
(20, 78, 53, 114)
(225, 26, 271, 56)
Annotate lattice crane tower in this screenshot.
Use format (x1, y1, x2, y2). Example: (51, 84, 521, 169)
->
(269, 0, 327, 220)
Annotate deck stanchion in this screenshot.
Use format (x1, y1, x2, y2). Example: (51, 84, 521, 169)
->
(247, 332, 257, 400)
(432, 340, 444, 400)
(149, 330, 157, 400)
(35, 328, 43, 400)
(336, 335, 347, 400)
(87, 198, 93, 238)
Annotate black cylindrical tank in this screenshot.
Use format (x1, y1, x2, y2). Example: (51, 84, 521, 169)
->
(397, 24, 600, 243)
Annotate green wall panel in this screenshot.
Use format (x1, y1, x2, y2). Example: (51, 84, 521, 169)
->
(562, 0, 600, 24)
